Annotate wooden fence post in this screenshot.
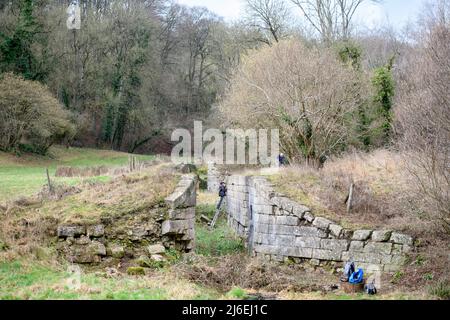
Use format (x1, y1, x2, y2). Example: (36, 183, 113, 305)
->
(46, 168, 53, 193)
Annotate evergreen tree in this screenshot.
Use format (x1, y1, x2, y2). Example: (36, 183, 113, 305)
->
(337, 42, 371, 148)
(0, 0, 44, 80)
(372, 58, 395, 144)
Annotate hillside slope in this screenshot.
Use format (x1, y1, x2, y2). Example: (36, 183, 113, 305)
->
(0, 146, 154, 202)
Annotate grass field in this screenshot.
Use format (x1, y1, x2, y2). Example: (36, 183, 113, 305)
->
(0, 149, 445, 300)
(0, 188, 443, 300)
(0, 199, 243, 300)
(0, 146, 154, 202)
(0, 260, 220, 300)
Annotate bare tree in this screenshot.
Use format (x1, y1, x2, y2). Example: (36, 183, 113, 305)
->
(220, 39, 367, 166)
(178, 7, 220, 113)
(291, 0, 378, 42)
(395, 0, 450, 232)
(244, 0, 292, 45)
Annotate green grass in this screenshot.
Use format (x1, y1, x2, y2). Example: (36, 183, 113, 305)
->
(0, 146, 154, 202)
(195, 221, 244, 257)
(195, 198, 245, 257)
(226, 286, 248, 299)
(0, 260, 219, 300)
(196, 204, 217, 220)
(428, 280, 450, 300)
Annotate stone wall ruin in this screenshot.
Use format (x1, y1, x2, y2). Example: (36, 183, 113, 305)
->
(224, 173, 413, 272)
(56, 174, 197, 264)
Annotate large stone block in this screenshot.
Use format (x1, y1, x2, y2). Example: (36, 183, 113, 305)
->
(280, 246, 313, 258)
(254, 233, 277, 245)
(254, 214, 276, 225)
(281, 199, 296, 213)
(165, 175, 196, 208)
(254, 223, 269, 234)
(292, 204, 310, 218)
(71, 245, 100, 264)
(161, 219, 194, 235)
(295, 236, 321, 249)
(295, 226, 328, 238)
(353, 262, 383, 274)
(168, 207, 195, 220)
(352, 230, 373, 241)
(128, 226, 148, 240)
(90, 241, 107, 256)
(349, 241, 365, 252)
(342, 251, 382, 264)
(390, 232, 413, 246)
(108, 244, 125, 258)
(371, 230, 392, 242)
(253, 204, 273, 215)
(329, 224, 343, 238)
(70, 241, 106, 264)
(363, 242, 392, 255)
(269, 224, 297, 235)
(312, 249, 341, 261)
(87, 225, 104, 238)
(295, 247, 313, 258)
(320, 239, 349, 251)
(274, 235, 297, 246)
(312, 217, 333, 230)
(275, 216, 299, 226)
(254, 244, 279, 255)
(303, 212, 315, 223)
(57, 225, 86, 238)
(271, 196, 294, 212)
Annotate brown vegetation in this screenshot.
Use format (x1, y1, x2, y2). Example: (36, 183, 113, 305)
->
(0, 164, 180, 262)
(0, 73, 75, 154)
(269, 150, 439, 235)
(395, 1, 450, 233)
(220, 39, 368, 166)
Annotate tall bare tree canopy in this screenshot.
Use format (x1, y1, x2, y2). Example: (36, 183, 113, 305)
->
(244, 0, 292, 44)
(395, 0, 450, 230)
(220, 39, 367, 166)
(291, 0, 379, 42)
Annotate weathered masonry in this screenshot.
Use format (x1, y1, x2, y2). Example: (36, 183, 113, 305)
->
(207, 162, 221, 193)
(224, 174, 414, 272)
(56, 174, 196, 264)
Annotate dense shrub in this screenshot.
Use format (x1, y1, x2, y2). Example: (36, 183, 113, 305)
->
(0, 73, 75, 154)
(220, 39, 369, 166)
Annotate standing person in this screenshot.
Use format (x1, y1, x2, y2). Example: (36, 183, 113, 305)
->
(210, 181, 227, 229)
(278, 153, 286, 166)
(217, 181, 227, 210)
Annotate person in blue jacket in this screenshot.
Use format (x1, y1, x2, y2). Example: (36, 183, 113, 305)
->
(278, 153, 286, 166)
(217, 181, 227, 210)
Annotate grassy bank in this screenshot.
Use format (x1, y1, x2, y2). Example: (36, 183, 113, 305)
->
(0, 260, 218, 300)
(0, 146, 154, 202)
